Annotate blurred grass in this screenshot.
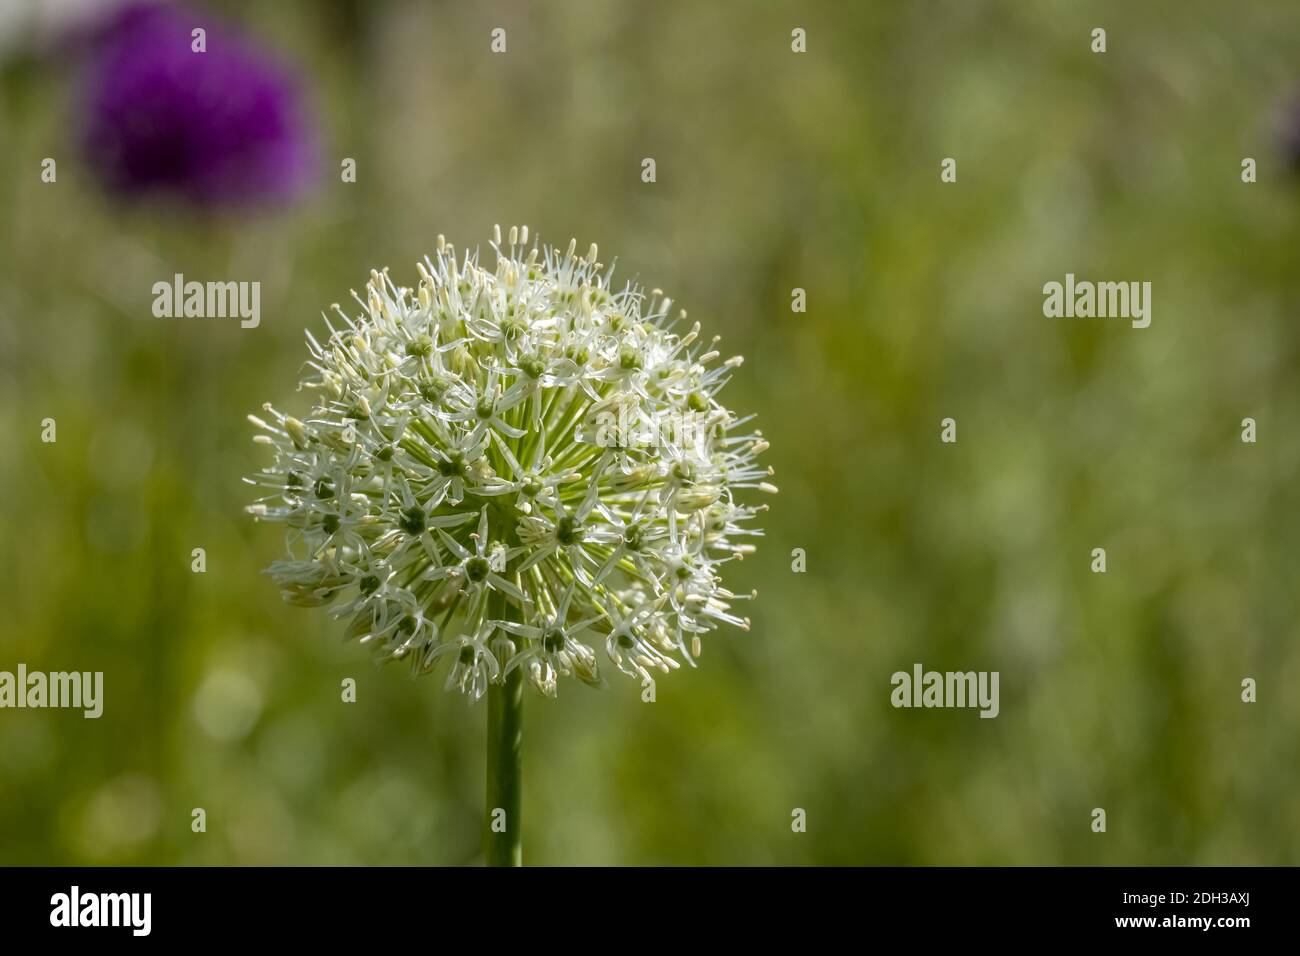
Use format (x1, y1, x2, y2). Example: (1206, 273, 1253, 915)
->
(1, 0, 1299, 865)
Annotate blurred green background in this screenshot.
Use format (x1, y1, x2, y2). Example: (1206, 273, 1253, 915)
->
(2, 0, 1299, 865)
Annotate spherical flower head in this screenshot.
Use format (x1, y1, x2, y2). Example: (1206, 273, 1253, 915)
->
(247, 226, 775, 700)
(80, 2, 317, 206)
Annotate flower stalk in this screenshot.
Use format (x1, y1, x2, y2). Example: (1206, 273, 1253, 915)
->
(485, 656, 523, 866)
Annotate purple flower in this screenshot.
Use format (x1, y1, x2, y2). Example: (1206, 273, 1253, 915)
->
(80, 2, 317, 206)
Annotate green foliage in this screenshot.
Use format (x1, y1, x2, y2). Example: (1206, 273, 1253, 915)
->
(1, 0, 1297, 864)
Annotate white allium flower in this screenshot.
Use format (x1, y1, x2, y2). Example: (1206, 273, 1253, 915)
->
(247, 226, 774, 700)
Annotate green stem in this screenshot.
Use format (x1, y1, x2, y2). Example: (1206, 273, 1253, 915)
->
(485, 616, 523, 866)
